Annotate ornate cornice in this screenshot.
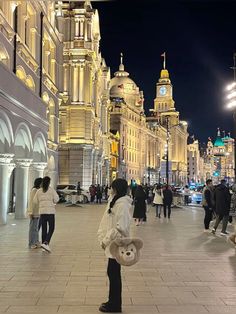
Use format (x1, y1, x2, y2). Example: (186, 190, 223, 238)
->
(0, 154, 14, 165)
(32, 162, 47, 171)
(15, 159, 33, 168)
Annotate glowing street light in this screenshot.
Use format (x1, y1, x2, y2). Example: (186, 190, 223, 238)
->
(225, 52, 236, 180)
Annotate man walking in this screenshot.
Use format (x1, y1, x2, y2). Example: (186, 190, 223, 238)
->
(212, 179, 231, 236)
(163, 185, 173, 218)
(202, 179, 215, 232)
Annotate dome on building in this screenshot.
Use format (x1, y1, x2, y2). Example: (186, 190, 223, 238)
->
(214, 129, 225, 147)
(160, 69, 169, 79)
(110, 54, 143, 107)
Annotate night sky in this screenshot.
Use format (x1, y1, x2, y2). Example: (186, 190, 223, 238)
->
(92, 0, 236, 144)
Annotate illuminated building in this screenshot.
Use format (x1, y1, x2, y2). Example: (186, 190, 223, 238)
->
(0, 1, 61, 224)
(187, 140, 202, 184)
(57, 1, 111, 188)
(148, 61, 188, 185)
(109, 55, 167, 185)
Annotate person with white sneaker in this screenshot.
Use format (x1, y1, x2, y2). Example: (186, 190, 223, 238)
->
(211, 179, 231, 236)
(33, 176, 59, 253)
(27, 177, 43, 249)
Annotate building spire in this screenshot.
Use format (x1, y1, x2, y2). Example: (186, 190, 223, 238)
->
(119, 52, 124, 71)
(161, 52, 166, 69)
(217, 127, 221, 137)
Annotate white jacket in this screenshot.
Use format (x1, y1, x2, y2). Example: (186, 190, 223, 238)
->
(27, 188, 40, 217)
(97, 195, 132, 258)
(33, 187, 59, 215)
(153, 189, 163, 205)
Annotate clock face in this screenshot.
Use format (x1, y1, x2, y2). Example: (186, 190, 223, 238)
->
(159, 86, 167, 96)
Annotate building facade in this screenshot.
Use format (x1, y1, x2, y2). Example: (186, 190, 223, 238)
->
(187, 140, 203, 184)
(57, 1, 111, 188)
(109, 56, 167, 185)
(148, 66, 188, 185)
(0, 1, 61, 224)
(204, 129, 235, 184)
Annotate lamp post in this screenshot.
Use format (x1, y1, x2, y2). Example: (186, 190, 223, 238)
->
(225, 52, 236, 181)
(166, 117, 170, 186)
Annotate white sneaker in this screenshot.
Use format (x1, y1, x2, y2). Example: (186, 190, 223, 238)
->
(30, 244, 37, 249)
(220, 231, 229, 236)
(41, 243, 51, 253)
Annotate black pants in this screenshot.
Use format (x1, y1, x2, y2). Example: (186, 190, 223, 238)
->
(213, 214, 229, 233)
(163, 204, 171, 218)
(107, 258, 121, 310)
(203, 206, 212, 229)
(41, 214, 55, 244)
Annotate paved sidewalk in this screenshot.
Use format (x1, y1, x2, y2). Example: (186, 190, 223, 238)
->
(0, 203, 236, 314)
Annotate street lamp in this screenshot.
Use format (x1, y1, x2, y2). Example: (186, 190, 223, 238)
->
(225, 52, 236, 181)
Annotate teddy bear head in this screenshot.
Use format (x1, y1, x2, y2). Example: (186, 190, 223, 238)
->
(109, 237, 143, 266)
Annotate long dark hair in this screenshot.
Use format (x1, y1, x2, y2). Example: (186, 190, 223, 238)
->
(134, 185, 146, 198)
(33, 177, 43, 189)
(108, 178, 128, 214)
(42, 176, 51, 193)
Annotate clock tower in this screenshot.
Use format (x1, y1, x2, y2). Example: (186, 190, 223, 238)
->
(154, 63, 179, 127)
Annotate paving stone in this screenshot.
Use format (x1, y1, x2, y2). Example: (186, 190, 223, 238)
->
(0, 203, 235, 314)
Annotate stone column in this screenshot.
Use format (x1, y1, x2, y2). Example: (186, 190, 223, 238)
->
(0, 154, 15, 225)
(15, 159, 32, 219)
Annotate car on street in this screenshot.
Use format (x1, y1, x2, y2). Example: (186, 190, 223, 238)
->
(190, 190, 202, 204)
(56, 184, 90, 203)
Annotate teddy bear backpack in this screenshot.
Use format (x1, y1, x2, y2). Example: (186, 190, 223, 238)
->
(109, 237, 143, 266)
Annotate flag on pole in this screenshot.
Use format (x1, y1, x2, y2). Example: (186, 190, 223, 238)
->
(161, 52, 166, 69)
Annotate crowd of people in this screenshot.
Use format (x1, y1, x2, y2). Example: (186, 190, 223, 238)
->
(89, 184, 109, 203)
(202, 179, 236, 244)
(26, 176, 236, 313)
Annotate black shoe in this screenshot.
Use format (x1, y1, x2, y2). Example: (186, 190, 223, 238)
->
(99, 304, 122, 313)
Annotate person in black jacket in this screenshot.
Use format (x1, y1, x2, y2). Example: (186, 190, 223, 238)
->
(212, 179, 231, 236)
(133, 185, 147, 226)
(202, 179, 215, 232)
(162, 185, 173, 218)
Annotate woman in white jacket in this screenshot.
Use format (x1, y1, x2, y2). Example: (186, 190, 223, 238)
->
(97, 178, 132, 313)
(27, 177, 42, 249)
(153, 184, 163, 218)
(33, 176, 59, 253)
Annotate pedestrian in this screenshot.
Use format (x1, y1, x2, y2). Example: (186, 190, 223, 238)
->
(183, 185, 190, 205)
(27, 177, 43, 249)
(202, 179, 215, 232)
(33, 176, 59, 253)
(130, 179, 137, 200)
(163, 185, 173, 218)
(77, 181, 81, 195)
(153, 184, 163, 218)
(228, 184, 236, 246)
(96, 184, 103, 204)
(133, 185, 147, 226)
(211, 179, 231, 236)
(89, 185, 96, 203)
(97, 178, 132, 313)
(104, 185, 109, 200)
